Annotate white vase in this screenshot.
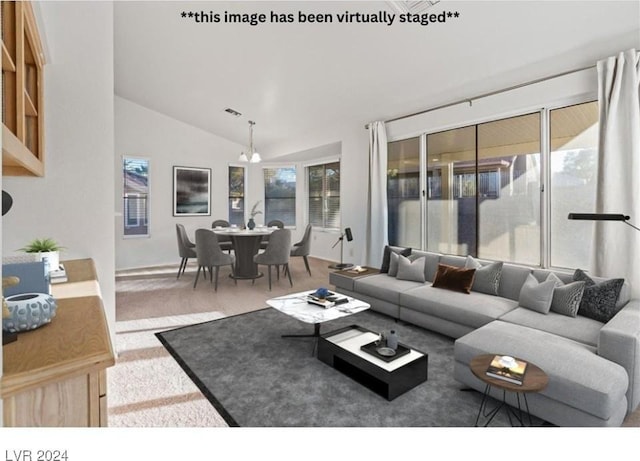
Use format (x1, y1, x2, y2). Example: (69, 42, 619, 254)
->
(37, 251, 59, 272)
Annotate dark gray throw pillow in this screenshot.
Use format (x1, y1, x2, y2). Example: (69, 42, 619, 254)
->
(464, 256, 503, 296)
(573, 269, 624, 323)
(380, 246, 411, 273)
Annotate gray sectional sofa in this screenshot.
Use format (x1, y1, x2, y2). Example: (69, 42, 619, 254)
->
(329, 247, 640, 427)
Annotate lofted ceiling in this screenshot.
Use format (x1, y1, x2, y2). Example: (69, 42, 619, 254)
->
(114, 1, 640, 156)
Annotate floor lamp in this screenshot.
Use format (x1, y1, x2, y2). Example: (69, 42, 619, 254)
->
(329, 228, 354, 270)
(568, 213, 640, 232)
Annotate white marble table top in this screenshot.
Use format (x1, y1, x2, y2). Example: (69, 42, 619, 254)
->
(212, 227, 276, 236)
(266, 290, 370, 324)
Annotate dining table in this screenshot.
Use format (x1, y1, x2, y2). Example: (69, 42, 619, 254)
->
(212, 226, 277, 280)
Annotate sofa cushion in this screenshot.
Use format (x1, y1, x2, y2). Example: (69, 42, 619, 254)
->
(455, 321, 628, 420)
(396, 255, 426, 283)
(499, 307, 602, 347)
(497, 264, 533, 301)
(400, 284, 518, 329)
(439, 254, 467, 268)
(464, 256, 503, 296)
(380, 246, 411, 273)
(518, 274, 555, 314)
(432, 264, 476, 294)
(409, 250, 441, 282)
(573, 269, 625, 323)
(354, 274, 423, 305)
(545, 273, 585, 318)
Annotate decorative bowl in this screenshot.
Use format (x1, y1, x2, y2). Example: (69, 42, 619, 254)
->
(2, 293, 57, 333)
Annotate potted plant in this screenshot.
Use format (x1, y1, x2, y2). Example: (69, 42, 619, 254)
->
(248, 201, 263, 230)
(19, 237, 64, 271)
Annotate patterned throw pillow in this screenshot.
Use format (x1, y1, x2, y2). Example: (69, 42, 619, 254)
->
(432, 264, 476, 294)
(380, 246, 411, 273)
(545, 273, 585, 318)
(464, 256, 503, 296)
(518, 274, 556, 314)
(573, 269, 624, 323)
(396, 255, 426, 283)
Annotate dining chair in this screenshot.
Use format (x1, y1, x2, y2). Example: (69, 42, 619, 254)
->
(194, 229, 236, 291)
(290, 223, 313, 276)
(260, 219, 285, 250)
(267, 220, 284, 229)
(176, 224, 197, 279)
(211, 219, 234, 253)
(254, 228, 292, 291)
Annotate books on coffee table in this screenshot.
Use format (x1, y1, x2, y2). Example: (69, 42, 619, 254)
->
(306, 292, 349, 308)
(486, 355, 527, 385)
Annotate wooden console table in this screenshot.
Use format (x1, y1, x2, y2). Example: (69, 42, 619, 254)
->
(1, 258, 115, 426)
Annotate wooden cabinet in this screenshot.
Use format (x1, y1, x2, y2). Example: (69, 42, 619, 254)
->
(1, 259, 115, 427)
(2, 0, 45, 176)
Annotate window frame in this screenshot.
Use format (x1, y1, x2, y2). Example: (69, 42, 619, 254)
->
(228, 164, 247, 226)
(386, 94, 598, 271)
(262, 165, 297, 227)
(122, 155, 150, 239)
(305, 157, 341, 231)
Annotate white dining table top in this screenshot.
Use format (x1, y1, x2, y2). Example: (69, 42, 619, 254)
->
(211, 227, 277, 236)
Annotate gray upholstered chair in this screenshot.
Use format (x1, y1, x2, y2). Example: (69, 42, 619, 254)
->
(211, 219, 234, 253)
(267, 220, 284, 229)
(260, 220, 285, 249)
(176, 224, 197, 279)
(290, 223, 313, 276)
(212, 219, 230, 228)
(254, 228, 292, 290)
(194, 228, 236, 291)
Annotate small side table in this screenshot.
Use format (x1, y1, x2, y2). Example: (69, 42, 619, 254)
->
(470, 354, 548, 427)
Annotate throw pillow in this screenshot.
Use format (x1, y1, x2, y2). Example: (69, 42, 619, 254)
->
(573, 269, 625, 323)
(396, 255, 426, 283)
(518, 274, 556, 314)
(544, 273, 585, 318)
(388, 252, 401, 277)
(431, 264, 476, 294)
(380, 246, 412, 273)
(464, 256, 503, 296)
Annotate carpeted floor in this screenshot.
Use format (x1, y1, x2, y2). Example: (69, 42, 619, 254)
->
(111, 256, 640, 427)
(156, 307, 546, 427)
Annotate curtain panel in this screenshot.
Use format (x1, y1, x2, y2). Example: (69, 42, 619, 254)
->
(594, 48, 640, 298)
(366, 121, 389, 267)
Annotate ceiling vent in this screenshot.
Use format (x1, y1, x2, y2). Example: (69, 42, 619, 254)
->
(224, 108, 242, 117)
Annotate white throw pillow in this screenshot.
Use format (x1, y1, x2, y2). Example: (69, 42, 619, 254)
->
(518, 273, 556, 314)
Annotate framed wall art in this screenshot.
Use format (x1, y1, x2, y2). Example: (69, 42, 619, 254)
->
(173, 166, 211, 216)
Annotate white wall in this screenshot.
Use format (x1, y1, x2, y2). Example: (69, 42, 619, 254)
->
(114, 96, 245, 270)
(2, 2, 115, 337)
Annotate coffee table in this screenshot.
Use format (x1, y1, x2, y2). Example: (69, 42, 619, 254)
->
(317, 325, 428, 401)
(470, 354, 548, 427)
(266, 290, 370, 355)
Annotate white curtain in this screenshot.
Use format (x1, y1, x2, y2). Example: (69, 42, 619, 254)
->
(593, 48, 640, 298)
(366, 121, 389, 267)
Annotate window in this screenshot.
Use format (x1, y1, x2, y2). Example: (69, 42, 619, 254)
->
(264, 167, 296, 226)
(388, 138, 421, 248)
(550, 101, 598, 269)
(308, 161, 340, 229)
(123, 157, 149, 237)
(425, 113, 541, 264)
(228, 166, 245, 226)
(389, 101, 595, 269)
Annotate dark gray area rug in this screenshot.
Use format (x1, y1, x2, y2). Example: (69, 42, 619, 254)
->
(156, 308, 529, 427)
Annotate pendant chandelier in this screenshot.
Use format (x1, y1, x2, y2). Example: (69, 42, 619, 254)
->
(239, 120, 261, 163)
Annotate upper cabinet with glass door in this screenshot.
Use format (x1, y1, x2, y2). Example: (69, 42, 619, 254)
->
(2, 0, 45, 176)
